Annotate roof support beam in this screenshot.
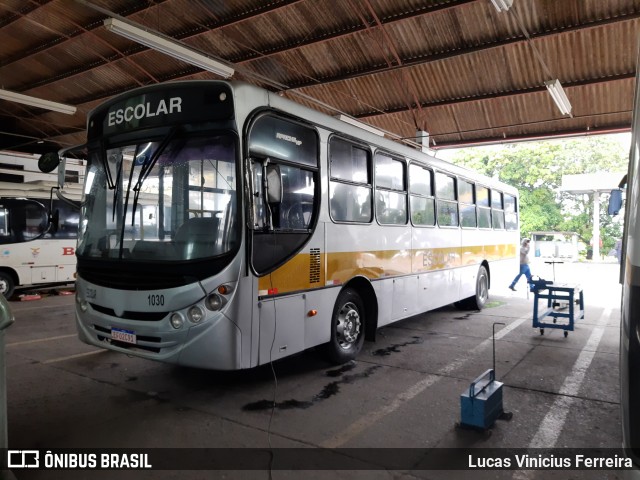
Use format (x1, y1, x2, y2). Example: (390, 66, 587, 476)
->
(353, 72, 636, 119)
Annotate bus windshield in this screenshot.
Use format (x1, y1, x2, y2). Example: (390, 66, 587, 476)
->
(77, 132, 239, 262)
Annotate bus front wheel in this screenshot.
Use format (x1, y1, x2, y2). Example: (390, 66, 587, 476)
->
(0, 271, 15, 299)
(324, 288, 365, 364)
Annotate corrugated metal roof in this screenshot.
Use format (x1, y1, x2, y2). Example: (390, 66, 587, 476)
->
(0, 0, 638, 154)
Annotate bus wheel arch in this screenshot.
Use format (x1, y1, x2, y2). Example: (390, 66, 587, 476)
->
(345, 276, 378, 341)
(0, 269, 17, 299)
(324, 278, 377, 364)
(456, 262, 490, 310)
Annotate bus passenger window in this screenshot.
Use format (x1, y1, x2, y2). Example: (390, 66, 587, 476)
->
(459, 179, 476, 228)
(435, 172, 458, 227)
(477, 186, 491, 229)
(329, 137, 372, 223)
(504, 194, 518, 230)
(375, 153, 407, 225)
(491, 190, 505, 229)
(0, 208, 8, 237)
(409, 164, 435, 226)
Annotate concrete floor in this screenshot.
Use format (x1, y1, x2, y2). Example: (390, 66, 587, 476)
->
(2, 261, 625, 479)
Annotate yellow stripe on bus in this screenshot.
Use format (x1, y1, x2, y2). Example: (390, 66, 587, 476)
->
(258, 244, 516, 296)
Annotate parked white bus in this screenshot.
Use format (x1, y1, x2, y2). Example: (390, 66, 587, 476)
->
(42, 80, 519, 369)
(0, 182, 81, 298)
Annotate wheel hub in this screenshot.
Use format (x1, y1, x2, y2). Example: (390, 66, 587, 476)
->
(337, 302, 361, 350)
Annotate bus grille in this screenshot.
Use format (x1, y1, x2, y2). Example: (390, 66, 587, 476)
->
(309, 248, 321, 284)
(90, 303, 167, 321)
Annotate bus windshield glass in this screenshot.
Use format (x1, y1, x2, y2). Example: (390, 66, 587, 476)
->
(77, 133, 239, 262)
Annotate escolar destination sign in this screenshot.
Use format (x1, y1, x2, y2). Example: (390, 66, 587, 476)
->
(89, 82, 235, 138)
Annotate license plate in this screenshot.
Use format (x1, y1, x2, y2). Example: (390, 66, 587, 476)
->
(111, 328, 136, 344)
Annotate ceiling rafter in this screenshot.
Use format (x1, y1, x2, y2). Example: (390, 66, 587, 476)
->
(0, 0, 52, 29)
(9, 0, 475, 94)
(0, 0, 171, 68)
(285, 11, 640, 91)
(356, 73, 636, 119)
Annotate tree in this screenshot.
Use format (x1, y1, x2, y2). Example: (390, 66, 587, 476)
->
(446, 135, 628, 247)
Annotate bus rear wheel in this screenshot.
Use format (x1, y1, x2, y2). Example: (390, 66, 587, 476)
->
(0, 271, 15, 299)
(324, 288, 365, 364)
(456, 265, 489, 310)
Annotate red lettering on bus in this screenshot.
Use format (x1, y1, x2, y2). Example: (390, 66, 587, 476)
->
(62, 247, 75, 256)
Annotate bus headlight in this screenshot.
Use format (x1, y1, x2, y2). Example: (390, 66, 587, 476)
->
(205, 294, 223, 311)
(76, 294, 88, 312)
(170, 313, 184, 329)
(188, 306, 204, 324)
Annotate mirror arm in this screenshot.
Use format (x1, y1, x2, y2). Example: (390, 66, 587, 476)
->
(244, 158, 255, 230)
(261, 158, 273, 231)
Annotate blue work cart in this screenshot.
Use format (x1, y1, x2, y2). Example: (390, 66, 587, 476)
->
(532, 282, 584, 337)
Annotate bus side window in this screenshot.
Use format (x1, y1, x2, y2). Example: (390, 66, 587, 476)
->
(0, 207, 11, 244)
(329, 137, 372, 223)
(375, 153, 407, 225)
(477, 186, 491, 228)
(435, 172, 458, 227)
(504, 194, 518, 230)
(491, 190, 505, 229)
(458, 179, 476, 228)
(409, 164, 435, 226)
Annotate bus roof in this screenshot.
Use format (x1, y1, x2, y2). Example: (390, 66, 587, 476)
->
(86, 80, 517, 197)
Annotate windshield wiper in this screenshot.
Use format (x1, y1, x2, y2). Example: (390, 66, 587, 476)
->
(130, 126, 179, 224)
(111, 152, 123, 222)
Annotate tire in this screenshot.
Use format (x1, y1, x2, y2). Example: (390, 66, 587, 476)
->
(0, 271, 15, 299)
(458, 265, 489, 310)
(324, 288, 365, 364)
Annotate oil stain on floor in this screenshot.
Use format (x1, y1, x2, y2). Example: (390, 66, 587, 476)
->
(242, 362, 381, 411)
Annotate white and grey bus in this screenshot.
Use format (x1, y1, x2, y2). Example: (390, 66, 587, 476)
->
(42, 80, 519, 369)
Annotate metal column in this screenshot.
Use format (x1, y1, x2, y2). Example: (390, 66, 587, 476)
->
(0, 295, 15, 479)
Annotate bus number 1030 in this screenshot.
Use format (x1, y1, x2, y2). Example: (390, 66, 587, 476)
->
(148, 294, 165, 306)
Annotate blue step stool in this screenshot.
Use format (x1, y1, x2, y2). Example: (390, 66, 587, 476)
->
(459, 369, 505, 430)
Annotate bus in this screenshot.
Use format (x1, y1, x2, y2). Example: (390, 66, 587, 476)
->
(609, 45, 640, 471)
(0, 182, 81, 298)
(40, 80, 519, 370)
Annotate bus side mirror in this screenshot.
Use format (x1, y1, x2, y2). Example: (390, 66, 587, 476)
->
(266, 164, 282, 204)
(38, 152, 60, 173)
(608, 189, 623, 216)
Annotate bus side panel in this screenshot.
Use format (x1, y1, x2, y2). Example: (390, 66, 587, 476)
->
(418, 270, 458, 311)
(3, 239, 76, 287)
(256, 224, 328, 365)
(325, 221, 412, 328)
(391, 275, 419, 320)
(412, 225, 460, 308)
(459, 227, 486, 300)
(303, 288, 334, 350)
(258, 295, 305, 364)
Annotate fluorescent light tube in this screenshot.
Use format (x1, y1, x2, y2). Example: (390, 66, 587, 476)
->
(104, 18, 234, 79)
(336, 114, 384, 136)
(490, 0, 513, 12)
(544, 79, 572, 116)
(0, 89, 76, 115)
